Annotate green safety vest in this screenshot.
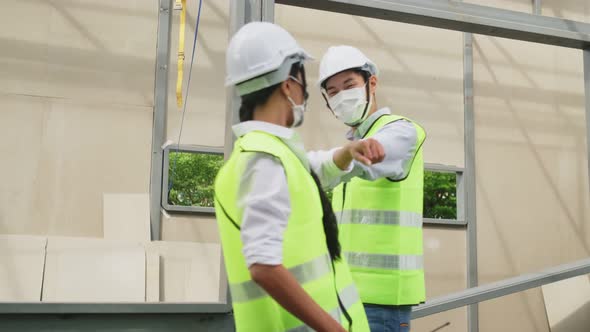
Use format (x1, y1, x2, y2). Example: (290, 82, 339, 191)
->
(332, 114, 427, 306)
(214, 130, 370, 332)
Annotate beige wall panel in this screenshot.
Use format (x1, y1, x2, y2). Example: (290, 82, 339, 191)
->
(464, 0, 532, 13)
(413, 227, 468, 332)
(103, 193, 150, 242)
(0, 95, 50, 235)
(146, 241, 222, 302)
(474, 33, 588, 332)
(159, 213, 226, 302)
(166, 0, 228, 147)
(423, 227, 467, 297)
(413, 308, 468, 332)
(542, 275, 590, 332)
(146, 252, 161, 302)
(542, 0, 590, 23)
(0, 235, 47, 301)
(474, 35, 589, 276)
(161, 213, 220, 243)
(0, 95, 152, 237)
(1, 0, 157, 238)
(0, 2, 51, 97)
(479, 289, 550, 332)
(276, 5, 465, 167)
(0, 0, 157, 107)
(43, 237, 145, 302)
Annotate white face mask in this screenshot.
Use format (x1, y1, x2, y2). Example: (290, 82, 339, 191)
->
(327, 85, 372, 126)
(287, 96, 306, 128)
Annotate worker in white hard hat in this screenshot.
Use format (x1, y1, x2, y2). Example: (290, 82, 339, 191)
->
(318, 45, 427, 332)
(214, 23, 382, 332)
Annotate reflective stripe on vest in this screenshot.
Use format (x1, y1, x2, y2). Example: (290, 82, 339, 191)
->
(230, 254, 331, 303)
(338, 209, 422, 228)
(286, 284, 361, 332)
(344, 252, 423, 270)
(286, 308, 341, 332)
(338, 283, 361, 309)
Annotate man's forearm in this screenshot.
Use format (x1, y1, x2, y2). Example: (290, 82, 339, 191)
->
(249, 264, 345, 332)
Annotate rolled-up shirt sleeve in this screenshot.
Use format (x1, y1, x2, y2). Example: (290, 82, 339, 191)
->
(307, 148, 354, 190)
(238, 153, 290, 267)
(342, 119, 419, 182)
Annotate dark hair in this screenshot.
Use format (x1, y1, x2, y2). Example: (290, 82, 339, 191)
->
(320, 68, 370, 90)
(239, 83, 279, 122)
(239, 62, 307, 122)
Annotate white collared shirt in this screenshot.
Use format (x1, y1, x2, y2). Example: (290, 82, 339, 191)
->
(233, 121, 349, 267)
(339, 107, 419, 183)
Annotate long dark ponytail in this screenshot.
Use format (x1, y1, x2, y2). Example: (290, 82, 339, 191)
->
(310, 171, 341, 261)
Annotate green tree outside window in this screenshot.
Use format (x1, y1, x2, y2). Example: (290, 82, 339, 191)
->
(167, 152, 224, 207)
(167, 154, 457, 220)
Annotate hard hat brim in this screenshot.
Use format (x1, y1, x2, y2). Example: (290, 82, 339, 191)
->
(225, 48, 313, 88)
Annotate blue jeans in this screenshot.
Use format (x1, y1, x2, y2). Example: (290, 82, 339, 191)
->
(364, 304, 412, 332)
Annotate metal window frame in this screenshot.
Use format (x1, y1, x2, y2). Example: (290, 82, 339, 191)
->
(148, 0, 174, 242)
(463, 30, 479, 332)
(585, 50, 590, 207)
(0, 302, 232, 315)
(412, 256, 590, 319)
(275, 0, 590, 49)
(161, 144, 224, 214)
(533, 0, 542, 15)
(423, 163, 466, 227)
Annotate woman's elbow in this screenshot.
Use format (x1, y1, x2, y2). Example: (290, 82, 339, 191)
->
(249, 263, 280, 284)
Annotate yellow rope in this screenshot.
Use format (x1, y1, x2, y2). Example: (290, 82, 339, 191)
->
(176, 0, 187, 108)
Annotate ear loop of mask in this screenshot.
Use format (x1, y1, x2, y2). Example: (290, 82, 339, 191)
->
(350, 76, 372, 126)
(286, 63, 308, 128)
(298, 63, 309, 102)
(287, 62, 309, 103)
(321, 90, 332, 116)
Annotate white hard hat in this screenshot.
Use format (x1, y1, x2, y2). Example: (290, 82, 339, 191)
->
(317, 45, 378, 87)
(225, 22, 313, 96)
